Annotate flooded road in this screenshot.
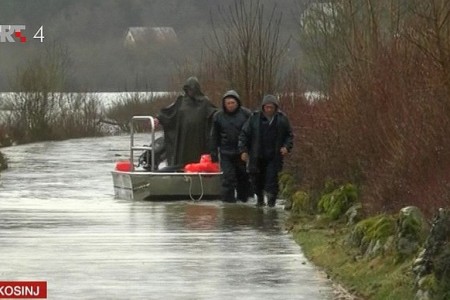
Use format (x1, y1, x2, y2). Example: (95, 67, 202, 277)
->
(0, 135, 333, 299)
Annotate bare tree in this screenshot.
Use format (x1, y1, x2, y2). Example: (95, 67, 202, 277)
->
(4, 41, 104, 142)
(296, 0, 411, 91)
(5, 41, 71, 142)
(206, 0, 289, 108)
(404, 0, 450, 94)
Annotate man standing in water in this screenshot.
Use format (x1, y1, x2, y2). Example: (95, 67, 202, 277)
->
(154, 77, 217, 169)
(239, 94, 293, 207)
(210, 90, 251, 203)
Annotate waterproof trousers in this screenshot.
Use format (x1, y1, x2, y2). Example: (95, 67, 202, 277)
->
(250, 157, 282, 207)
(220, 154, 251, 202)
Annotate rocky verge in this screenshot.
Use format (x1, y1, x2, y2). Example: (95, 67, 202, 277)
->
(281, 175, 450, 299)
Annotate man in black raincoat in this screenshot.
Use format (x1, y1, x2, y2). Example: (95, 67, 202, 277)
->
(210, 90, 252, 202)
(238, 94, 294, 207)
(154, 77, 217, 168)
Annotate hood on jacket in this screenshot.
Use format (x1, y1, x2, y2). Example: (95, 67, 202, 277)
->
(261, 94, 279, 110)
(222, 90, 241, 110)
(183, 77, 204, 97)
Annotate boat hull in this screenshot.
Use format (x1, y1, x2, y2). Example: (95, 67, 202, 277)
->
(111, 170, 222, 201)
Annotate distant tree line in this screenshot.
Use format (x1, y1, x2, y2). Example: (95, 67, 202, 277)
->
(0, 0, 300, 92)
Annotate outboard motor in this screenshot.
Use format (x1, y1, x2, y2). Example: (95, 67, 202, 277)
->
(138, 136, 166, 170)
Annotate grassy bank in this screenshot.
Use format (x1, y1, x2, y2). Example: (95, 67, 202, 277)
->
(290, 215, 415, 299)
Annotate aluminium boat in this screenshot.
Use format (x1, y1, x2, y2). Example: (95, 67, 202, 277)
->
(111, 116, 222, 201)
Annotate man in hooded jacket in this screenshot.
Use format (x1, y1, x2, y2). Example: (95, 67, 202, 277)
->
(210, 90, 252, 202)
(154, 77, 217, 168)
(238, 94, 294, 207)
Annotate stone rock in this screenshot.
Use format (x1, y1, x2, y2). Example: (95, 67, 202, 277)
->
(412, 208, 450, 299)
(396, 206, 427, 259)
(345, 203, 362, 225)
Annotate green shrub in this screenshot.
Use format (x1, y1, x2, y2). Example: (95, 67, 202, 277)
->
(350, 214, 396, 255)
(291, 191, 313, 214)
(279, 172, 296, 200)
(318, 183, 358, 220)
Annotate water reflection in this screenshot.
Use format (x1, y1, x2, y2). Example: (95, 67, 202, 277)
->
(183, 202, 220, 230)
(222, 204, 281, 232)
(0, 136, 333, 299)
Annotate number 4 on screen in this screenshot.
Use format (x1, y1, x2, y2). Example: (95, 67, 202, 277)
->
(33, 26, 44, 42)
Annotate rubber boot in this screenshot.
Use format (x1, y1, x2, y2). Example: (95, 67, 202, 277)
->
(256, 193, 265, 207)
(267, 193, 276, 207)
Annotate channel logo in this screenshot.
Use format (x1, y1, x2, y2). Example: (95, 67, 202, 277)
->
(0, 25, 44, 43)
(0, 281, 47, 299)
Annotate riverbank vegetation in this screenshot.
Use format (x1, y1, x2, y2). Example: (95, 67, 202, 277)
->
(290, 214, 417, 300)
(0, 42, 104, 144)
(280, 177, 450, 299)
(284, 0, 450, 218)
(278, 0, 450, 298)
(101, 92, 174, 132)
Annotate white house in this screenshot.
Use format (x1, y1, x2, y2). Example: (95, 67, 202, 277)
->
(124, 27, 177, 47)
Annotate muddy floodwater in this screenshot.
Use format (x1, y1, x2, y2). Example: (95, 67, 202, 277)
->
(0, 135, 333, 299)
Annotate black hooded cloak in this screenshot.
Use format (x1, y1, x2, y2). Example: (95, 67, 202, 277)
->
(157, 77, 217, 167)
